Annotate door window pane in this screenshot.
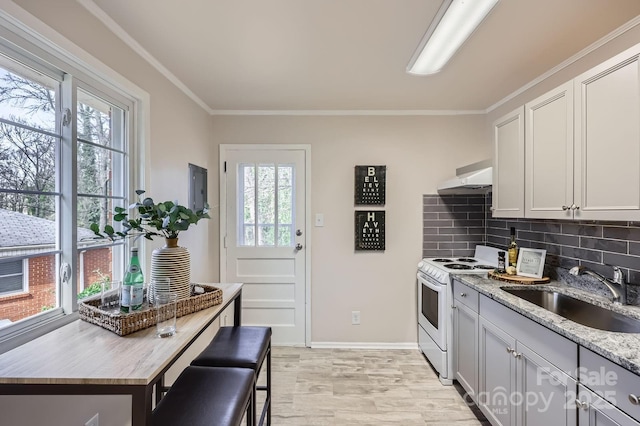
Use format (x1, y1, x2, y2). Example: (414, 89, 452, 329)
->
(237, 162, 295, 247)
(277, 165, 294, 246)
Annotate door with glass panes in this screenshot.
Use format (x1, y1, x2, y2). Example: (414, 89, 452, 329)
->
(221, 145, 308, 345)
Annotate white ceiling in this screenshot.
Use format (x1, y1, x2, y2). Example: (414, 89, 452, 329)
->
(84, 0, 640, 113)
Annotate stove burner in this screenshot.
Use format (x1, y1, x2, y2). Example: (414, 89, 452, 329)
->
(432, 258, 453, 263)
(444, 263, 473, 270)
(457, 258, 477, 263)
(473, 265, 495, 270)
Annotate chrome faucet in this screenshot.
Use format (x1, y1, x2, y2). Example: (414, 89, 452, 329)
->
(569, 265, 627, 305)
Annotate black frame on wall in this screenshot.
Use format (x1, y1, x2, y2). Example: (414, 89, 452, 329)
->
(354, 165, 386, 205)
(354, 210, 385, 251)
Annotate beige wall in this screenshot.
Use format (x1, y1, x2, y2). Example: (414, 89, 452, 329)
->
(212, 115, 488, 344)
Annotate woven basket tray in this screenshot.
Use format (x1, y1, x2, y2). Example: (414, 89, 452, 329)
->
(79, 284, 223, 336)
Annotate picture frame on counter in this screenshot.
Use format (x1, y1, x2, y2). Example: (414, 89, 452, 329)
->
(516, 248, 546, 278)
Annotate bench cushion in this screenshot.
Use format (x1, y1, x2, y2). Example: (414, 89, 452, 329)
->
(191, 326, 272, 370)
(152, 366, 253, 426)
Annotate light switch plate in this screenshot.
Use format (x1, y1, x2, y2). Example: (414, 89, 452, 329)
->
(315, 213, 324, 227)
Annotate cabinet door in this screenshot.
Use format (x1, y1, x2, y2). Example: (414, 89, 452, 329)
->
(478, 316, 517, 426)
(577, 384, 640, 426)
(453, 301, 478, 402)
(525, 82, 574, 219)
(493, 106, 525, 218)
(516, 342, 577, 426)
(574, 45, 640, 221)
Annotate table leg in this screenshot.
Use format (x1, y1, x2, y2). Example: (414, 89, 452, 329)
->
(131, 384, 153, 426)
(234, 289, 242, 326)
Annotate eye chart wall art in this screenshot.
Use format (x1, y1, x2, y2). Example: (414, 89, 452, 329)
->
(354, 210, 385, 251)
(355, 165, 386, 205)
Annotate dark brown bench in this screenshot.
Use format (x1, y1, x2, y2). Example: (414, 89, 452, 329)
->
(152, 365, 254, 426)
(191, 326, 272, 426)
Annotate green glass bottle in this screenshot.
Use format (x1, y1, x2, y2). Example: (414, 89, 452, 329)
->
(122, 247, 144, 313)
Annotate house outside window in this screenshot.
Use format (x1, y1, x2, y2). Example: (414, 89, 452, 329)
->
(0, 16, 143, 349)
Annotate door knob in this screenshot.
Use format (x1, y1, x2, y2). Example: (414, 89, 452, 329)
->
(295, 243, 303, 250)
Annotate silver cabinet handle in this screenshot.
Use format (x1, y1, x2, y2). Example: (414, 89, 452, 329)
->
(630, 394, 640, 405)
(295, 243, 303, 250)
(575, 399, 589, 410)
(506, 347, 515, 354)
(571, 204, 580, 210)
(460, 292, 467, 297)
(562, 205, 570, 211)
(513, 352, 522, 359)
(451, 305, 457, 309)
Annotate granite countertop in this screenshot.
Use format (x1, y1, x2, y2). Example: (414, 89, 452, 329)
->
(455, 274, 640, 376)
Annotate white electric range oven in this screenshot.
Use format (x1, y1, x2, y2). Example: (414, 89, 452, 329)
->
(417, 245, 500, 385)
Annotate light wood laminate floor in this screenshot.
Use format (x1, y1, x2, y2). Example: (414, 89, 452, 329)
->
(258, 347, 490, 425)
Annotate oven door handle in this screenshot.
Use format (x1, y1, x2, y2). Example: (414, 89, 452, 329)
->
(417, 272, 444, 292)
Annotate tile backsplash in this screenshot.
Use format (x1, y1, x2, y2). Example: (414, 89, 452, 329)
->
(423, 193, 640, 298)
(422, 194, 486, 258)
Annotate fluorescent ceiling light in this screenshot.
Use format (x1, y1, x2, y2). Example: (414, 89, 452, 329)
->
(407, 0, 499, 75)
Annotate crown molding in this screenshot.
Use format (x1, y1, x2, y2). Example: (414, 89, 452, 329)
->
(210, 109, 485, 116)
(77, 0, 213, 114)
(77, 1, 640, 117)
(487, 14, 640, 113)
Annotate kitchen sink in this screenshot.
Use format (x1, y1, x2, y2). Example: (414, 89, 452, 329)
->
(500, 287, 640, 333)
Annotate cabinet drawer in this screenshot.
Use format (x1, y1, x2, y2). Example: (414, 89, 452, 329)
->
(580, 347, 640, 422)
(453, 280, 479, 312)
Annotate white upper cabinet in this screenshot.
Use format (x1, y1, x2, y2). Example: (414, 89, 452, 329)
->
(492, 106, 525, 218)
(497, 42, 640, 221)
(525, 81, 574, 219)
(573, 45, 640, 221)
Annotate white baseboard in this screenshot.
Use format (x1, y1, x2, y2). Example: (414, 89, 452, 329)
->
(310, 341, 418, 350)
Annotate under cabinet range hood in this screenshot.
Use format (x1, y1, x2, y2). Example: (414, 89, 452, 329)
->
(437, 159, 492, 194)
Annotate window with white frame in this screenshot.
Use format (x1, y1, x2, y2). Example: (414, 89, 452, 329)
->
(0, 259, 25, 296)
(0, 20, 138, 344)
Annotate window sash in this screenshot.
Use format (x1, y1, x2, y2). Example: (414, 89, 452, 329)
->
(0, 15, 140, 351)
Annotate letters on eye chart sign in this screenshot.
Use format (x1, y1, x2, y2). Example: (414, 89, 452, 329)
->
(354, 165, 386, 205)
(354, 210, 385, 251)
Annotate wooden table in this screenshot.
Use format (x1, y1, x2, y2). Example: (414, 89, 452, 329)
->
(0, 282, 243, 426)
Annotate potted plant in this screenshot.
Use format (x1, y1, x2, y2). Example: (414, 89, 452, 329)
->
(90, 190, 210, 244)
(91, 190, 211, 300)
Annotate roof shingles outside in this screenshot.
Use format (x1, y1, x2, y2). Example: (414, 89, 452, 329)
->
(0, 208, 96, 249)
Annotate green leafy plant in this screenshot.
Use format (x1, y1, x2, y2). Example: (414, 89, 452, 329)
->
(90, 190, 210, 241)
(77, 270, 111, 300)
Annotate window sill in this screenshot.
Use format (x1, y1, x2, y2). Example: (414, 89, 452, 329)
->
(0, 292, 31, 302)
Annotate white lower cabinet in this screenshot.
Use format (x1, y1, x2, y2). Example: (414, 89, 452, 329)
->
(577, 384, 640, 426)
(475, 294, 578, 426)
(478, 315, 517, 426)
(453, 280, 480, 402)
(452, 288, 640, 426)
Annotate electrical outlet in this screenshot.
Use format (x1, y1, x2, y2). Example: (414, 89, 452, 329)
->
(351, 311, 360, 325)
(85, 413, 99, 426)
(315, 213, 324, 227)
(223, 314, 228, 326)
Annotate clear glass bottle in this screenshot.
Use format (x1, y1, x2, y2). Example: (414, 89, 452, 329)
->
(122, 247, 144, 313)
(508, 227, 518, 267)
